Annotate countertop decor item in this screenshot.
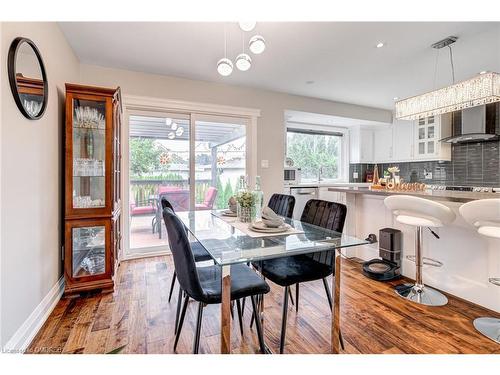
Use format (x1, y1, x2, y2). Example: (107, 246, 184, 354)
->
(7, 37, 48, 120)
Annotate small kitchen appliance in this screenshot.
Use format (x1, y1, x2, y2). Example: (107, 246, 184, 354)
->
(284, 167, 301, 185)
(362, 228, 402, 281)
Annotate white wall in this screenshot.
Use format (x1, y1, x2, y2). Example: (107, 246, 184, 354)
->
(79, 64, 392, 198)
(0, 22, 80, 347)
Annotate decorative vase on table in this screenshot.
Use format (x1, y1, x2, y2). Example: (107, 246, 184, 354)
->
(253, 175, 264, 220)
(236, 175, 256, 223)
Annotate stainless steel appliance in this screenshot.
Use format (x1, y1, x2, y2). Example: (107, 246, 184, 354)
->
(290, 186, 318, 220)
(426, 185, 500, 193)
(284, 167, 301, 185)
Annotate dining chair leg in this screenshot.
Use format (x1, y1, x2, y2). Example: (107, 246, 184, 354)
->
(295, 283, 299, 312)
(322, 277, 333, 310)
(288, 286, 295, 306)
(230, 301, 234, 319)
(174, 287, 183, 334)
(280, 286, 290, 354)
(173, 294, 189, 351)
(339, 330, 345, 351)
(236, 299, 244, 335)
(250, 295, 266, 354)
(193, 302, 205, 354)
(168, 271, 177, 303)
(241, 297, 246, 317)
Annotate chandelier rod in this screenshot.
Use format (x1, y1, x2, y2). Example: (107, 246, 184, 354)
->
(448, 44, 455, 84)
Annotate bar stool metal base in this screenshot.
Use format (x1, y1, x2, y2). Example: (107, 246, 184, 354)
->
(473, 317, 500, 344)
(395, 283, 448, 306)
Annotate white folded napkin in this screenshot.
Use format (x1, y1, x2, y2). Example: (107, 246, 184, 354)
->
(261, 206, 284, 227)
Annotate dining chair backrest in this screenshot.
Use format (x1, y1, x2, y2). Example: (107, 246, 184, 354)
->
(268, 193, 296, 219)
(161, 195, 175, 211)
(162, 207, 206, 301)
(300, 199, 347, 232)
(300, 199, 347, 267)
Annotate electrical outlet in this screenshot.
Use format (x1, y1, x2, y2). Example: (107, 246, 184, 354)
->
(424, 171, 432, 179)
(353, 172, 359, 179)
(261, 159, 269, 168)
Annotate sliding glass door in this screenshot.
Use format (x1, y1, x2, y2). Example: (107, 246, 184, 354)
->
(128, 112, 190, 254)
(125, 111, 250, 257)
(193, 115, 247, 212)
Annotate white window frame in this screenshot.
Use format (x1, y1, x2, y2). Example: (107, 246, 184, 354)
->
(285, 122, 349, 183)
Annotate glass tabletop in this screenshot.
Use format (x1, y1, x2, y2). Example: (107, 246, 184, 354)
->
(178, 210, 370, 266)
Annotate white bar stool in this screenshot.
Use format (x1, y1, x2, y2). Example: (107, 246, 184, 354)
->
(459, 198, 500, 344)
(384, 195, 456, 306)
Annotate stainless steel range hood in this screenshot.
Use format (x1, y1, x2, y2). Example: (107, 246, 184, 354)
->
(440, 104, 499, 143)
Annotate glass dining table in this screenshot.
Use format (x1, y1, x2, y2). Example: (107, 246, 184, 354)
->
(177, 210, 369, 354)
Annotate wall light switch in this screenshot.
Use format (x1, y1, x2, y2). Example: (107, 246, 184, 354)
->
(261, 159, 269, 168)
(353, 172, 359, 179)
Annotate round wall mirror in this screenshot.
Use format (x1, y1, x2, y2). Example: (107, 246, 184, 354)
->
(7, 37, 48, 120)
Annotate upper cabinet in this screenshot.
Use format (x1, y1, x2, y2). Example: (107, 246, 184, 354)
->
(373, 126, 393, 163)
(413, 114, 451, 161)
(349, 126, 374, 163)
(350, 115, 452, 164)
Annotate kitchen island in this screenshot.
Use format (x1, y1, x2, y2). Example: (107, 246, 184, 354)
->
(326, 186, 500, 312)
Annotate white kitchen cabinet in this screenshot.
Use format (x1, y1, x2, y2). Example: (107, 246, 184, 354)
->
(373, 126, 393, 163)
(349, 126, 373, 163)
(413, 114, 451, 161)
(392, 119, 414, 161)
(318, 187, 346, 204)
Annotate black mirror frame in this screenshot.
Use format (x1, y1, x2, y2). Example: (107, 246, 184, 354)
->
(7, 37, 49, 120)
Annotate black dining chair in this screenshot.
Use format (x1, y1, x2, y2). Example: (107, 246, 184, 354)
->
(255, 199, 347, 353)
(268, 193, 296, 219)
(161, 197, 212, 332)
(162, 207, 270, 354)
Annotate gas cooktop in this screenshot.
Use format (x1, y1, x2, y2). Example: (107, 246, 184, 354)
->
(426, 185, 500, 193)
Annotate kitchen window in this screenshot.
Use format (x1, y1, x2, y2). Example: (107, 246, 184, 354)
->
(286, 127, 345, 183)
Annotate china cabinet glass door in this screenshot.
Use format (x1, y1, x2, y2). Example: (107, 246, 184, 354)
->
(72, 99, 107, 209)
(72, 225, 106, 277)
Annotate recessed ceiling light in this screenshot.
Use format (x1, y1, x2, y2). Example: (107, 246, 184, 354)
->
(479, 70, 488, 75)
(376, 42, 385, 48)
(393, 97, 399, 101)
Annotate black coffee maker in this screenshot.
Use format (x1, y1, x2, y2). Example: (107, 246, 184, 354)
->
(362, 228, 401, 281)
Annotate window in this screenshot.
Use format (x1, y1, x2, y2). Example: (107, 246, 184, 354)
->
(286, 128, 343, 182)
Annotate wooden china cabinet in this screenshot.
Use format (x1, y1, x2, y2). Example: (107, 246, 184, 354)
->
(63, 83, 122, 297)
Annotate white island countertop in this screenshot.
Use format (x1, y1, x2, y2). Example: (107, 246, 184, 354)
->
(286, 182, 372, 188)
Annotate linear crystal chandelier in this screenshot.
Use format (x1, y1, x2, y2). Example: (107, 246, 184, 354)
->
(395, 72, 500, 120)
(395, 36, 500, 120)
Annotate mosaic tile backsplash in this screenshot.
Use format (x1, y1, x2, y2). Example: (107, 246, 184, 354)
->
(349, 140, 500, 187)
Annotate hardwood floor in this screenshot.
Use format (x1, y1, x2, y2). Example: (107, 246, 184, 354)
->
(28, 256, 500, 354)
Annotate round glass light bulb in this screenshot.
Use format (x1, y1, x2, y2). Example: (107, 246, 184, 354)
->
(167, 132, 175, 140)
(217, 58, 233, 76)
(171, 122, 178, 131)
(175, 127, 184, 137)
(238, 21, 256, 32)
(235, 53, 252, 71)
(165, 118, 172, 126)
(249, 35, 266, 54)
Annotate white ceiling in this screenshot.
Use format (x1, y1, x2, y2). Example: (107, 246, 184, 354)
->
(59, 22, 500, 110)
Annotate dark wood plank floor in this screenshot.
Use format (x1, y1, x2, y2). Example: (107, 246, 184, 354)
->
(28, 256, 500, 354)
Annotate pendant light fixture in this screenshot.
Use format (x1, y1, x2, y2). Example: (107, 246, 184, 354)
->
(217, 24, 233, 77)
(249, 35, 266, 54)
(238, 21, 256, 32)
(217, 23, 266, 76)
(395, 36, 500, 120)
(236, 30, 252, 71)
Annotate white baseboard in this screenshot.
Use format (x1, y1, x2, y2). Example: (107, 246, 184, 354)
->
(3, 276, 64, 353)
